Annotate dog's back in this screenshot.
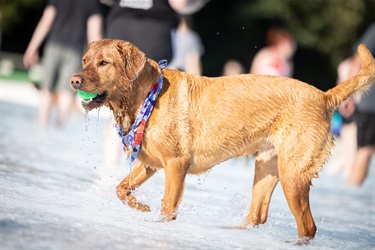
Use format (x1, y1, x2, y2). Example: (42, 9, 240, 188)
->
(145, 44, 375, 176)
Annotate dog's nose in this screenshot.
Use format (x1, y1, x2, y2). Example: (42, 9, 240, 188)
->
(70, 74, 84, 89)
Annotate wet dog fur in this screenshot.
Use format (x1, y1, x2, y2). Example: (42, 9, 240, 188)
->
(71, 39, 375, 243)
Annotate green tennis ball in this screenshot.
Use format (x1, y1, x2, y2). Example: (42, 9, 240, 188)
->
(77, 90, 98, 101)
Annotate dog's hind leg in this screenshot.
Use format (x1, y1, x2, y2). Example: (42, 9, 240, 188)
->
(278, 156, 317, 243)
(160, 157, 190, 221)
(243, 155, 279, 227)
(116, 162, 156, 212)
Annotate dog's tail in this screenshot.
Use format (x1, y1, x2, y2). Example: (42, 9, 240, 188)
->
(325, 44, 375, 109)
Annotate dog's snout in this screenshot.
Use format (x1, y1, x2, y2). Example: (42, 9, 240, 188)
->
(70, 74, 84, 89)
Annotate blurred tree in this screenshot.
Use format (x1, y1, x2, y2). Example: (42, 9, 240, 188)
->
(0, 0, 47, 33)
(1, 0, 373, 90)
(0, 0, 47, 52)
(237, 0, 375, 67)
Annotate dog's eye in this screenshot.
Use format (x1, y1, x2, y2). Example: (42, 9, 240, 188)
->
(99, 61, 108, 66)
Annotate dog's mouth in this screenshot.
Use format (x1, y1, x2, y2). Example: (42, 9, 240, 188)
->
(80, 91, 108, 110)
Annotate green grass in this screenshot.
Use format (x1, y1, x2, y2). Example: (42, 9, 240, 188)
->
(0, 69, 30, 83)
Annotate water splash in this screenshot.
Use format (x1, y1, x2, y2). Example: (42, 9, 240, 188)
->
(198, 169, 212, 190)
(197, 169, 212, 206)
(84, 110, 90, 132)
(96, 108, 101, 134)
(97, 108, 101, 123)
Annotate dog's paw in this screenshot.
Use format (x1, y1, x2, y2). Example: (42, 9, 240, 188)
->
(285, 237, 312, 246)
(219, 225, 248, 230)
(294, 237, 312, 246)
(130, 202, 151, 212)
(117, 191, 151, 212)
(120, 199, 151, 212)
(156, 213, 177, 222)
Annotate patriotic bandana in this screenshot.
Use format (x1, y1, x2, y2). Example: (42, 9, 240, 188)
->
(116, 59, 167, 164)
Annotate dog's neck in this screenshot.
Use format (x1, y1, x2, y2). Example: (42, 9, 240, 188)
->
(109, 59, 161, 134)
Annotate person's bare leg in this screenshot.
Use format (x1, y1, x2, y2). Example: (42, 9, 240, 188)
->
(39, 88, 53, 128)
(326, 122, 357, 176)
(342, 122, 357, 177)
(56, 90, 74, 128)
(348, 146, 375, 186)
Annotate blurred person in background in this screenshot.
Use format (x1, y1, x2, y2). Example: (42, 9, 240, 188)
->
(250, 27, 296, 77)
(105, 0, 207, 62)
(326, 55, 359, 177)
(168, 15, 204, 75)
(247, 27, 295, 168)
(100, 0, 208, 182)
(222, 59, 245, 76)
(23, 0, 103, 129)
(344, 23, 375, 186)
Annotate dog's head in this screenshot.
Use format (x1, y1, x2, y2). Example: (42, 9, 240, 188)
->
(70, 39, 147, 111)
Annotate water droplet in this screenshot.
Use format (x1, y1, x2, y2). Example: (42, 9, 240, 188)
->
(97, 108, 101, 123)
(84, 110, 90, 132)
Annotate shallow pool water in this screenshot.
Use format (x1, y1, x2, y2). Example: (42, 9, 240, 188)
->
(1, 101, 374, 249)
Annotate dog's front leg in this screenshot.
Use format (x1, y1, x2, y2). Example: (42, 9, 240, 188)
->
(116, 162, 156, 211)
(160, 157, 190, 221)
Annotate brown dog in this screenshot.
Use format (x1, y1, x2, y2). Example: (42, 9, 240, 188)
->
(71, 39, 375, 242)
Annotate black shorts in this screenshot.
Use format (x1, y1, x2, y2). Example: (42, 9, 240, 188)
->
(354, 111, 375, 147)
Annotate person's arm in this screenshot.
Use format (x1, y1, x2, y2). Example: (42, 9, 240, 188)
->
(87, 14, 103, 43)
(169, 0, 208, 14)
(349, 54, 363, 104)
(337, 55, 361, 118)
(185, 52, 202, 75)
(349, 54, 362, 78)
(23, 5, 56, 68)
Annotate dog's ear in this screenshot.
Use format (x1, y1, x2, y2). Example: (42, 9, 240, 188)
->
(117, 41, 146, 81)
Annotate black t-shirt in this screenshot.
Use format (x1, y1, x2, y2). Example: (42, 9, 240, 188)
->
(354, 23, 375, 112)
(355, 23, 375, 56)
(47, 0, 102, 52)
(106, 0, 179, 61)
